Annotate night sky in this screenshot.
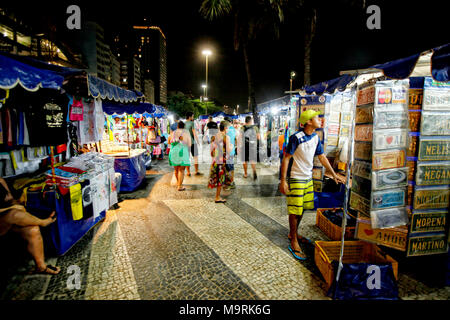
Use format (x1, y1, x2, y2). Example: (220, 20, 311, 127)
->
(9, 0, 449, 111)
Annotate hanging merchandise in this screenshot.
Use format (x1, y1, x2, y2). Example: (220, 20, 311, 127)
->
(69, 183, 83, 220)
(351, 80, 410, 252)
(69, 98, 84, 121)
(407, 77, 450, 257)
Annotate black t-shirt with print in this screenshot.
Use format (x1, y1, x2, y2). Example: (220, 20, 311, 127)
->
(24, 90, 68, 146)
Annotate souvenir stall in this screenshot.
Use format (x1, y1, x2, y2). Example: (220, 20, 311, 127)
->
(0, 53, 128, 256)
(307, 43, 450, 298)
(101, 102, 164, 192)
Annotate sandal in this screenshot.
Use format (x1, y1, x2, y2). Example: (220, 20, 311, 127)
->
(288, 245, 307, 261)
(33, 265, 61, 275)
(178, 187, 186, 191)
(215, 199, 227, 203)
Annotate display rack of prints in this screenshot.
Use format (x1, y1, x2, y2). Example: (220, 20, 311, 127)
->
(408, 77, 450, 257)
(301, 95, 327, 192)
(352, 80, 411, 242)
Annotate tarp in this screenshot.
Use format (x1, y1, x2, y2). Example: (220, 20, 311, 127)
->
(0, 53, 65, 91)
(370, 43, 449, 82)
(302, 74, 356, 95)
(25, 188, 105, 256)
(102, 101, 156, 115)
(431, 43, 450, 82)
(114, 152, 146, 192)
(88, 75, 143, 103)
(371, 52, 422, 80)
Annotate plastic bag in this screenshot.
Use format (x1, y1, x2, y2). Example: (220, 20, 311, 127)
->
(328, 261, 399, 300)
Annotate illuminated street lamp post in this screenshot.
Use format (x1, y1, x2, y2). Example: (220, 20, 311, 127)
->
(202, 84, 207, 99)
(202, 49, 212, 99)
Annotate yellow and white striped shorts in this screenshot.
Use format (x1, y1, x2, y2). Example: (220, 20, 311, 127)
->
(286, 178, 315, 216)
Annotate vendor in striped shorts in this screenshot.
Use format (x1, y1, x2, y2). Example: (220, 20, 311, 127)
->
(279, 110, 343, 261)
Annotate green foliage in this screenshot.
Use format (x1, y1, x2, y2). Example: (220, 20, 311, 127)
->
(167, 92, 223, 118)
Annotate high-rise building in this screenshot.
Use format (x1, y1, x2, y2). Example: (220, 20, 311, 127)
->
(143, 79, 155, 104)
(110, 52, 120, 86)
(0, 7, 84, 68)
(76, 21, 114, 81)
(132, 25, 167, 106)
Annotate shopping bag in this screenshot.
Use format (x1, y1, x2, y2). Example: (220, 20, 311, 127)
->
(328, 261, 399, 300)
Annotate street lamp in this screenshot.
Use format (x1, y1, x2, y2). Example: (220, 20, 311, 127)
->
(202, 84, 207, 98)
(290, 71, 296, 93)
(202, 49, 212, 99)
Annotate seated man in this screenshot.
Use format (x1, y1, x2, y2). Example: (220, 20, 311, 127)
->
(0, 178, 60, 275)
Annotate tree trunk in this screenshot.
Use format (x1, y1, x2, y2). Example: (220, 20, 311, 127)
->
(303, 9, 317, 86)
(243, 42, 258, 124)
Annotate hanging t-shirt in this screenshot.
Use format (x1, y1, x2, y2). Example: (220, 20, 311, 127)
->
(69, 183, 83, 221)
(80, 179, 94, 219)
(76, 99, 96, 144)
(93, 99, 105, 142)
(69, 99, 84, 121)
(24, 92, 68, 146)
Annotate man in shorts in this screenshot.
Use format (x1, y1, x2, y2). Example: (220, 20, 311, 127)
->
(185, 111, 202, 176)
(279, 110, 343, 260)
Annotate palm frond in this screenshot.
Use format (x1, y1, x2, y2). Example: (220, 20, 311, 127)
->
(199, 0, 233, 20)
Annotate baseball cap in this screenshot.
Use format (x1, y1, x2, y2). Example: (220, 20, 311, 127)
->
(300, 109, 322, 125)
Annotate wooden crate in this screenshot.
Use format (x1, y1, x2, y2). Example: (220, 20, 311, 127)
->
(314, 240, 399, 290)
(316, 208, 355, 241)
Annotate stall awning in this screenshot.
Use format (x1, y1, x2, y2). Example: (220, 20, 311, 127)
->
(370, 43, 449, 82)
(301, 74, 356, 95)
(431, 43, 450, 82)
(88, 75, 143, 103)
(102, 102, 156, 115)
(0, 53, 65, 91)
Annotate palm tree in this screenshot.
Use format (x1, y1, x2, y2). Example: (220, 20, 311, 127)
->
(200, 0, 287, 124)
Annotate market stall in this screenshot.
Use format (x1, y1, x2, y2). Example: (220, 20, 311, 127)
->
(101, 101, 169, 192)
(299, 43, 450, 297)
(0, 52, 128, 255)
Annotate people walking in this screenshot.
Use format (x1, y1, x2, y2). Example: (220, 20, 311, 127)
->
(184, 111, 202, 176)
(240, 116, 260, 179)
(223, 117, 236, 190)
(168, 121, 191, 191)
(205, 116, 218, 144)
(208, 121, 232, 203)
(279, 110, 343, 261)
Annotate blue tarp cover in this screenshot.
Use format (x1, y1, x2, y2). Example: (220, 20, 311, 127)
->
(371, 52, 421, 80)
(0, 53, 65, 91)
(114, 152, 146, 192)
(25, 189, 105, 256)
(432, 43, 450, 82)
(303, 74, 356, 95)
(102, 101, 156, 115)
(371, 43, 449, 82)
